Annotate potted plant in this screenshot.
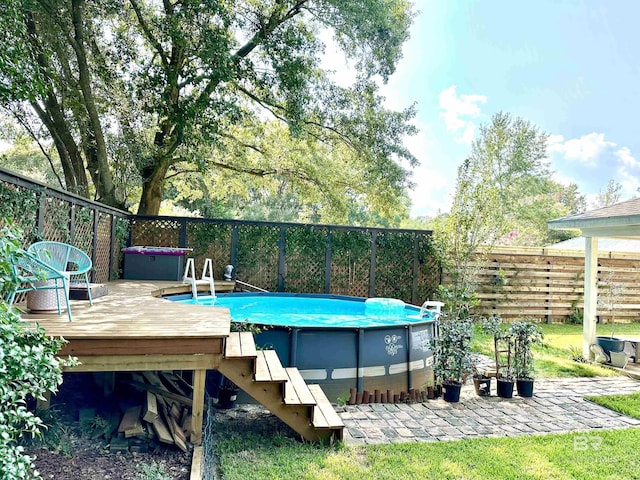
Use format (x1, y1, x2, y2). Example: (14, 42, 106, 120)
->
(472, 368, 491, 396)
(481, 314, 515, 398)
(509, 320, 544, 398)
(431, 313, 475, 403)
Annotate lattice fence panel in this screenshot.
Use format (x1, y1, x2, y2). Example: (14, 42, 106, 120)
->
(42, 197, 71, 243)
(74, 206, 95, 254)
(0, 182, 39, 245)
(131, 218, 181, 247)
(415, 234, 440, 303)
(110, 217, 130, 280)
(186, 222, 232, 279)
(236, 224, 280, 291)
(374, 231, 415, 303)
(285, 227, 327, 293)
(93, 213, 112, 283)
(330, 230, 371, 297)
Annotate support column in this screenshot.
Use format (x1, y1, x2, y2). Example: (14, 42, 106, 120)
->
(191, 369, 207, 444)
(583, 236, 598, 358)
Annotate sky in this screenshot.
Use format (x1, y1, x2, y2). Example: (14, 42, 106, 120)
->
(363, 0, 640, 217)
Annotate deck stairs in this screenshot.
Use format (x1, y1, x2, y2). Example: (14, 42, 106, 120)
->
(216, 331, 344, 443)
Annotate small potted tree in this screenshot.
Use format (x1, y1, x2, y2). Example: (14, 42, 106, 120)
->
(431, 313, 475, 403)
(509, 320, 544, 397)
(481, 314, 515, 398)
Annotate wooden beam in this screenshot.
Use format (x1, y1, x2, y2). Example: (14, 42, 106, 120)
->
(67, 354, 221, 372)
(190, 446, 204, 480)
(191, 369, 206, 445)
(59, 338, 223, 357)
(584, 236, 598, 358)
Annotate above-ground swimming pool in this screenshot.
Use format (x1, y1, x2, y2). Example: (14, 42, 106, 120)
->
(171, 293, 438, 401)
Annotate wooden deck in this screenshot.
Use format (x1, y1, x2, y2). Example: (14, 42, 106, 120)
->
(20, 280, 231, 358)
(18, 279, 233, 444)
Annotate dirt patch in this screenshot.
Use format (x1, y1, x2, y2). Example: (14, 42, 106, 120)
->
(26, 373, 192, 480)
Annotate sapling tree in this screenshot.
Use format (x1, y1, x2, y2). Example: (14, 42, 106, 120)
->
(0, 222, 75, 480)
(509, 320, 544, 380)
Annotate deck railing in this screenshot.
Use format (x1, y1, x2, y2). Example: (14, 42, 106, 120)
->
(0, 167, 440, 304)
(0, 168, 130, 283)
(130, 216, 440, 304)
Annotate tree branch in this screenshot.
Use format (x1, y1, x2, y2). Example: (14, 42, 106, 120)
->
(10, 107, 65, 189)
(129, 0, 169, 69)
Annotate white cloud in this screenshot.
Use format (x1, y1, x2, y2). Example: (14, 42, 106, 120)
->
(0, 140, 11, 153)
(614, 147, 640, 198)
(438, 85, 487, 144)
(616, 147, 640, 168)
(548, 132, 616, 166)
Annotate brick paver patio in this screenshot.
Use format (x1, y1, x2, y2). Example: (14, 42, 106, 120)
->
(338, 377, 640, 445)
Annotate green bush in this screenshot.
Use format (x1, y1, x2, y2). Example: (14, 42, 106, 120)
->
(0, 222, 75, 479)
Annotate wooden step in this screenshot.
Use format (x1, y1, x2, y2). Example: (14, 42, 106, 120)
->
(283, 368, 316, 406)
(225, 332, 258, 359)
(254, 350, 288, 382)
(308, 384, 344, 430)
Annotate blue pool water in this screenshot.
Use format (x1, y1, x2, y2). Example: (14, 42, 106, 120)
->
(171, 293, 430, 328)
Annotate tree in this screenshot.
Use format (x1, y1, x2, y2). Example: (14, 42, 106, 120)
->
(593, 179, 622, 209)
(435, 112, 581, 300)
(1, 0, 417, 215)
(167, 121, 413, 225)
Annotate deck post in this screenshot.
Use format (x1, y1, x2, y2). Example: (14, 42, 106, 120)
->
(583, 236, 598, 359)
(191, 369, 207, 445)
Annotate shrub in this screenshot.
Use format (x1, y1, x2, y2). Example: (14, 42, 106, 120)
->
(0, 222, 75, 479)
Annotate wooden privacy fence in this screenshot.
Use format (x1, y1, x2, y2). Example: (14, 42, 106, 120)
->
(472, 246, 640, 323)
(130, 216, 440, 305)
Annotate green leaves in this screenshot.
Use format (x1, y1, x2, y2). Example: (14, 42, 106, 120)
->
(431, 313, 475, 384)
(0, 221, 74, 479)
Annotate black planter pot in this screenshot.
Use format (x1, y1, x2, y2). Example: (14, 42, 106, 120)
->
(596, 336, 625, 357)
(496, 378, 515, 398)
(473, 377, 491, 396)
(217, 387, 239, 409)
(516, 378, 534, 398)
(443, 382, 462, 403)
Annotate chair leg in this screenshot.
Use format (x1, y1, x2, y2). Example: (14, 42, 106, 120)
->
(62, 277, 72, 322)
(84, 273, 93, 305)
(54, 279, 62, 316)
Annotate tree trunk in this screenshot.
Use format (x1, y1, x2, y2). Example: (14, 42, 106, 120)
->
(71, 0, 123, 209)
(137, 160, 172, 215)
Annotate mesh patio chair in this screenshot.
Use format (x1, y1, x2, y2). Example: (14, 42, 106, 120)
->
(28, 241, 93, 306)
(6, 249, 72, 321)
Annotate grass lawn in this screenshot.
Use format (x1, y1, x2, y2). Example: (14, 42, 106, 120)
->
(586, 392, 640, 420)
(217, 322, 640, 479)
(473, 322, 640, 378)
(217, 428, 640, 480)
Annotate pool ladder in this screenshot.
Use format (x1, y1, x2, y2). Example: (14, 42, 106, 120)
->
(183, 258, 216, 301)
(419, 300, 444, 320)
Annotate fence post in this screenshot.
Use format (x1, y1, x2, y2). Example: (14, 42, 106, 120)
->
(325, 229, 332, 294)
(36, 191, 46, 239)
(230, 224, 238, 274)
(109, 216, 117, 281)
(69, 204, 76, 245)
(278, 226, 286, 292)
(91, 209, 99, 283)
(411, 233, 419, 305)
(179, 218, 187, 248)
(368, 230, 378, 298)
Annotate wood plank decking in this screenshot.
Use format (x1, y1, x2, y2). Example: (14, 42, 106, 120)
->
(18, 280, 231, 444)
(16, 280, 344, 444)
